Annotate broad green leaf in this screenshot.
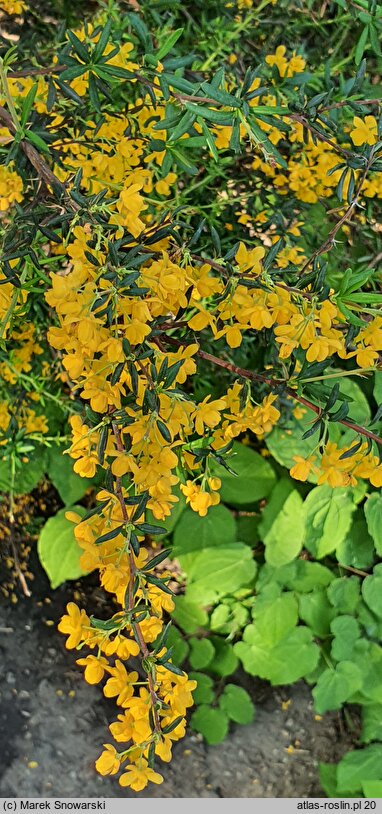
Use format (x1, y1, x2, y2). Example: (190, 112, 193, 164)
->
(313, 661, 363, 713)
(236, 513, 260, 545)
(37, 505, 87, 589)
(374, 371, 382, 406)
(189, 637, 215, 669)
(190, 705, 229, 744)
(337, 745, 382, 794)
(361, 704, 382, 744)
(330, 615, 361, 662)
(47, 445, 92, 505)
(189, 672, 215, 705)
(0, 448, 48, 495)
(362, 781, 382, 798)
(184, 544, 257, 604)
(235, 624, 319, 685)
(219, 684, 255, 725)
(258, 478, 294, 539)
(254, 592, 298, 646)
(299, 590, 335, 637)
(172, 596, 208, 634)
(354, 642, 382, 704)
(358, 603, 382, 641)
(337, 511, 375, 569)
(211, 442, 276, 506)
(327, 576, 361, 614)
(210, 603, 230, 632)
(266, 376, 370, 474)
(364, 493, 382, 556)
(362, 573, 382, 619)
(210, 601, 248, 635)
(173, 504, 236, 556)
(257, 560, 333, 593)
(319, 764, 354, 798)
(265, 406, 321, 478)
(166, 626, 189, 665)
(209, 638, 239, 677)
(304, 485, 355, 559)
(259, 482, 304, 567)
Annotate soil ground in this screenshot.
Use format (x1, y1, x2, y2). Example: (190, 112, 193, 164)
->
(0, 549, 360, 799)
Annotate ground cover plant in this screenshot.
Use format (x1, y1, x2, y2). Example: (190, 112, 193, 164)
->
(0, 0, 382, 797)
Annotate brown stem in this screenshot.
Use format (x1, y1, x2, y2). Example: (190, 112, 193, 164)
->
(289, 114, 354, 160)
(298, 156, 372, 276)
(0, 104, 72, 199)
(160, 336, 382, 447)
(111, 421, 161, 735)
(321, 98, 381, 112)
(190, 253, 314, 299)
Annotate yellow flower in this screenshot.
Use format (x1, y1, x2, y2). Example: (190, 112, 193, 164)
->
(119, 759, 163, 791)
(95, 744, 121, 776)
(350, 116, 378, 146)
(0, 0, 27, 14)
(265, 45, 288, 78)
(0, 165, 23, 210)
(58, 602, 90, 649)
(76, 655, 109, 684)
(290, 455, 316, 482)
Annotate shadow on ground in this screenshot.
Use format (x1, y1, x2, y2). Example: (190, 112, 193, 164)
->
(0, 558, 359, 799)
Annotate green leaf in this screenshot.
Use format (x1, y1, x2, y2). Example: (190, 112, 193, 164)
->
(173, 503, 236, 556)
(304, 485, 355, 559)
(336, 745, 382, 794)
(172, 596, 208, 634)
(313, 661, 363, 714)
(189, 637, 215, 669)
(331, 615, 361, 661)
(210, 604, 231, 632)
(211, 442, 276, 506)
(47, 445, 92, 505)
(189, 672, 215, 705)
(364, 493, 382, 556)
(337, 511, 375, 569)
(355, 25, 369, 66)
(236, 513, 260, 545)
(319, 763, 354, 798)
(190, 705, 229, 745)
(254, 591, 298, 645)
(209, 637, 239, 677)
(362, 573, 382, 619)
(0, 448, 48, 495)
(353, 642, 382, 704)
(156, 28, 184, 60)
(362, 781, 382, 798)
(265, 405, 322, 478)
(361, 704, 382, 744)
(327, 576, 361, 614)
(235, 624, 319, 685)
(184, 544, 257, 604)
(374, 371, 382, 406)
(166, 626, 189, 665)
(37, 505, 88, 589)
(299, 590, 335, 637)
(259, 481, 304, 567)
(219, 684, 255, 725)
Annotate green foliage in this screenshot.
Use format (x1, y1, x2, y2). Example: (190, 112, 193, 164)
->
(211, 442, 276, 505)
(37, 505, 87, 588)
(47, 445, 92, 505)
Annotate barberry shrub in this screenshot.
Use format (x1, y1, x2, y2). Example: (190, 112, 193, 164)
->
(1, 0, 382, 795)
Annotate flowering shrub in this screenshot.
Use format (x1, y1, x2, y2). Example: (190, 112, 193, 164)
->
(1, 0, 382, 796)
